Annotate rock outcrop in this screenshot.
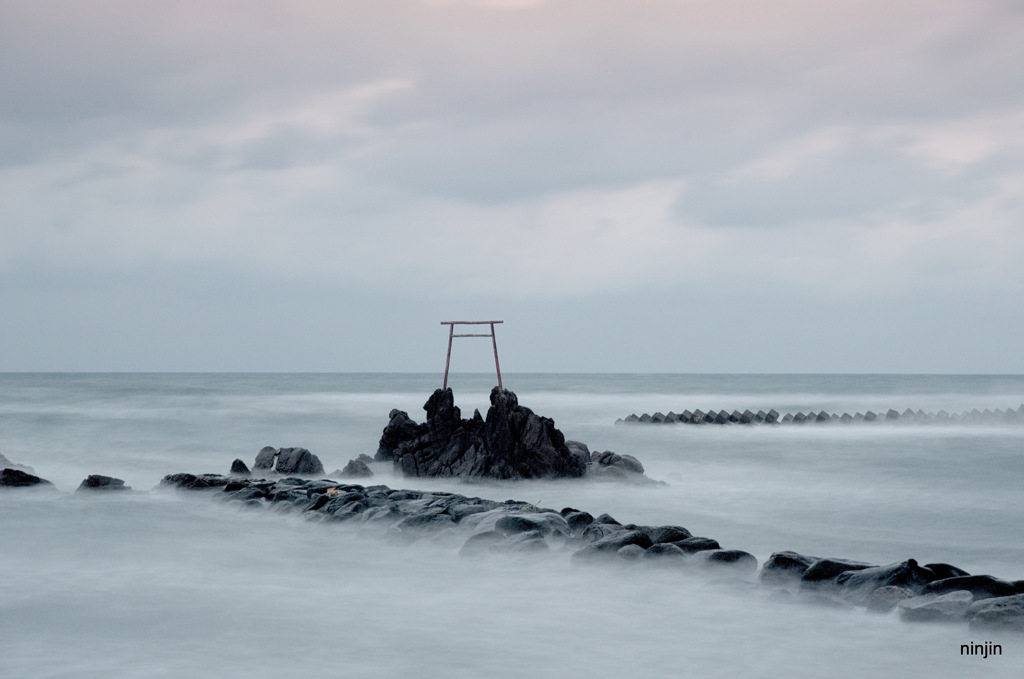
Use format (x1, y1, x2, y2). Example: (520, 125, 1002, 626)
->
(253, 446, 324, 476)
(618, 403, 1024, 426)
(377, 387, 587, 480)
(1, 467, 53, 488)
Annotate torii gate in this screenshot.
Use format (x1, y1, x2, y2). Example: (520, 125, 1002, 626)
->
(440, 320, 503, 390)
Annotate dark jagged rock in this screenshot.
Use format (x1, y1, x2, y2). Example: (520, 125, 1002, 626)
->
(76, 475, 130, 492)
(1, 468, 53, 488)
(382, 387, 587, 480)
(376, 409, 427, 461)
(277, 448, 324, 475)
(230, 459, 251, 476)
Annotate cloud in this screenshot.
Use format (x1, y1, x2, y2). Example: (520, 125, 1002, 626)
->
(2, 0, 1024, 370)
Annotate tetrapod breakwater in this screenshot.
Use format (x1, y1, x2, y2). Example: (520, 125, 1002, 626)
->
(616, 405, 1024, 426)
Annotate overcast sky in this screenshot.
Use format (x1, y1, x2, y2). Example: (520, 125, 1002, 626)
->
(2, 0, 1023, 373)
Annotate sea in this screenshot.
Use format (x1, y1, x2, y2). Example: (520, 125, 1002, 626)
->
(1, 373, 1022, 678)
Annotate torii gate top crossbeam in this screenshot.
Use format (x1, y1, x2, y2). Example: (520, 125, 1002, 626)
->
(440, 321, 504, 390)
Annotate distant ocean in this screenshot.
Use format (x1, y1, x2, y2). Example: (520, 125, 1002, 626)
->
(2, 373, 1022, 677)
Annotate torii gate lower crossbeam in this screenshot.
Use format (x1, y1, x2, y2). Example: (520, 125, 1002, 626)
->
(440, 321, 503, 390)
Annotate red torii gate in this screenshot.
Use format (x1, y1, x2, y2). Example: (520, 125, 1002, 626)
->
(440, 320, 503, 390)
